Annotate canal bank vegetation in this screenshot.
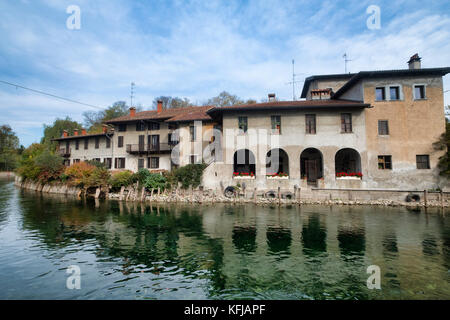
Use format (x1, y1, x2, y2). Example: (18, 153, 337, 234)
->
(15, 142, 207, 195)
(0, 124, 23, 172)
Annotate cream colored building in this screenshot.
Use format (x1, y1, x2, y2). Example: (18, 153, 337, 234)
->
(55, 54, 450, 192)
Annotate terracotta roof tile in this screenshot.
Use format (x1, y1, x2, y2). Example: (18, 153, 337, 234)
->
(105, 105, 213, 123)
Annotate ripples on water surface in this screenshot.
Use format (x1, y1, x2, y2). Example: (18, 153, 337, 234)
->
(0, 179, 449, 299)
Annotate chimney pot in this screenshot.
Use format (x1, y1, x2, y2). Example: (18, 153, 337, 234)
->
(268, 93, 276, 101)
(74, 129, 78, 136)
(63, 130, 68, 138)
(157, 100, 163, 113)
(81, 128, 87, 136)
(129, 107, 136, 117)
(102, 125, 108, 134)
(408, 53, 421, 70)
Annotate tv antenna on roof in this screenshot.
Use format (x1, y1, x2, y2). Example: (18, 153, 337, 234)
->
(343, 53, 353, 74)
(130, 82, 135, 107)
(286, 59, 304, 101)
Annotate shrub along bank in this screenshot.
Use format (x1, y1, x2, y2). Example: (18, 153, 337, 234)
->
(15, 144, 207, 193)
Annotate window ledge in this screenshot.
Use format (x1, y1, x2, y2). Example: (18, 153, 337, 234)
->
(266, 176, 289, 180)
(233, 176, 255, 180)
(336, 176, 362, 180)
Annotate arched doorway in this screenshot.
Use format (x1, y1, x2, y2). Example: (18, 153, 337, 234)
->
(266, 148, 289, 176)
(233, 149, 256, 175)
(335, 148, 361, 175)
(300, 148, 323, 185)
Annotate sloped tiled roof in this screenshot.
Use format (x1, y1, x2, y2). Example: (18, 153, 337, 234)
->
(207, 99, 370, 115)
(104, 105, 213, 123)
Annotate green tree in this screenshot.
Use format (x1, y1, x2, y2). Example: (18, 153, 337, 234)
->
(0, 125, 20, 171)
(41, 117, 83, 151)
(434, 111, 450, 177)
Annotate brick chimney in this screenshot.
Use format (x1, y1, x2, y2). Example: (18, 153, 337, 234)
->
(408, 53, 421, 70)
(268, 93, 276, 101)
(157, 100, 163, 113)
(62, 130, 68, 138)
(74, 129, 79, 136)
(81, 128, 87, 135)
(102, 125, 108, 134)
(129, 107, 136, 117)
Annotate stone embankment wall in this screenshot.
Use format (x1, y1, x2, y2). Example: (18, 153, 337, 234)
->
(14, 176, 82, 196)
(14, 176, 450, 208)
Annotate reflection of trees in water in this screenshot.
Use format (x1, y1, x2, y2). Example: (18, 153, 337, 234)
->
(301, 214, 327, 255)
(266, 227, 291, 256)
(232, 226, 256, 253)
(19, 197, 228, 293)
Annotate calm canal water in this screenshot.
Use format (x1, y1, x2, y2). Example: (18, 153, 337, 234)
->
(0, 179, 449, 300)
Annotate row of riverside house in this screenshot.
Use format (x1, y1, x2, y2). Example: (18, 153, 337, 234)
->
(53, 54, 450, 191)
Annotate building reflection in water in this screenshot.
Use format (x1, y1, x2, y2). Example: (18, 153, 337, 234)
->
(301, 213, 327, 256)
(266, 226, 291, 257)
(232, 225, 257, 253)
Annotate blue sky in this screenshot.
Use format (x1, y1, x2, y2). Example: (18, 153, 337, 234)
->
(0, 0, 449, 147)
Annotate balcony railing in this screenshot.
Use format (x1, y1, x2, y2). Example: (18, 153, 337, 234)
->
(126, 143, 174, 154)
(58, 148, 71, 157)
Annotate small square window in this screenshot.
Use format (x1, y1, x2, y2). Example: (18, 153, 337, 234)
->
(390, 86, 400, 100)
(414, 85, 425, 100)
(378, 120, 389, 135)
(416, 155, 430, 169)
(378, 155, 392, 170)
(118, 124, 127, 132)
(149, 122, 160, 130)
(375, 87, 386, 101)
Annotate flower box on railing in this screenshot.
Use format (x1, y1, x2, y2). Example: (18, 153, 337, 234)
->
(335, 172, 363, 179)
(266, 173, 289, 179)
(233, 172, 255, 179)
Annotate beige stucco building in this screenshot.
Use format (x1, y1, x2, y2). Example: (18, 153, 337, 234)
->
(55, 54, 450, 192)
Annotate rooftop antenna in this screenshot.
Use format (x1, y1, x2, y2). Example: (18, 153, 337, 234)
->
(343, 53, 353, 74)
(130, 82, 135, 107)
(286, 59, 304, 100)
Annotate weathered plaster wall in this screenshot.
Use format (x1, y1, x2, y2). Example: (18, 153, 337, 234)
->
(362, 76, 448, 189)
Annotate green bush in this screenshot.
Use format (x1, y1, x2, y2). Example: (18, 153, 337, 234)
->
(109, 170, 134, 189)
(173, 163, 206, 189)
(133, 168, 152, 184)
(143, 173, 167, 191)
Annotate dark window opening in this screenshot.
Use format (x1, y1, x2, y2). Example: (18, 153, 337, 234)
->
(149, 122, 160, 130)
(136, 122, 146, 131)
(238, 116, 248, 133)
(138, 159, 145, 170)
(95, 137, 99, 149)
(341, 113, 352, 133)
(306, 114, 316, 134)
(114, 158, 126, 169)
(271, 115, 281, 134)
(118, 124, 127, 132)
(148, 157, 159, 169)
(118, 136, 124, 148)
(84, 138, 89, 150)
(233, 149, 255, 175)
(416, 155, 430, 169)
(378, 155, 392, 170)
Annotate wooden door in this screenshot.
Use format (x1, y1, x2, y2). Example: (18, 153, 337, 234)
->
(305, 160, 318, 183)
